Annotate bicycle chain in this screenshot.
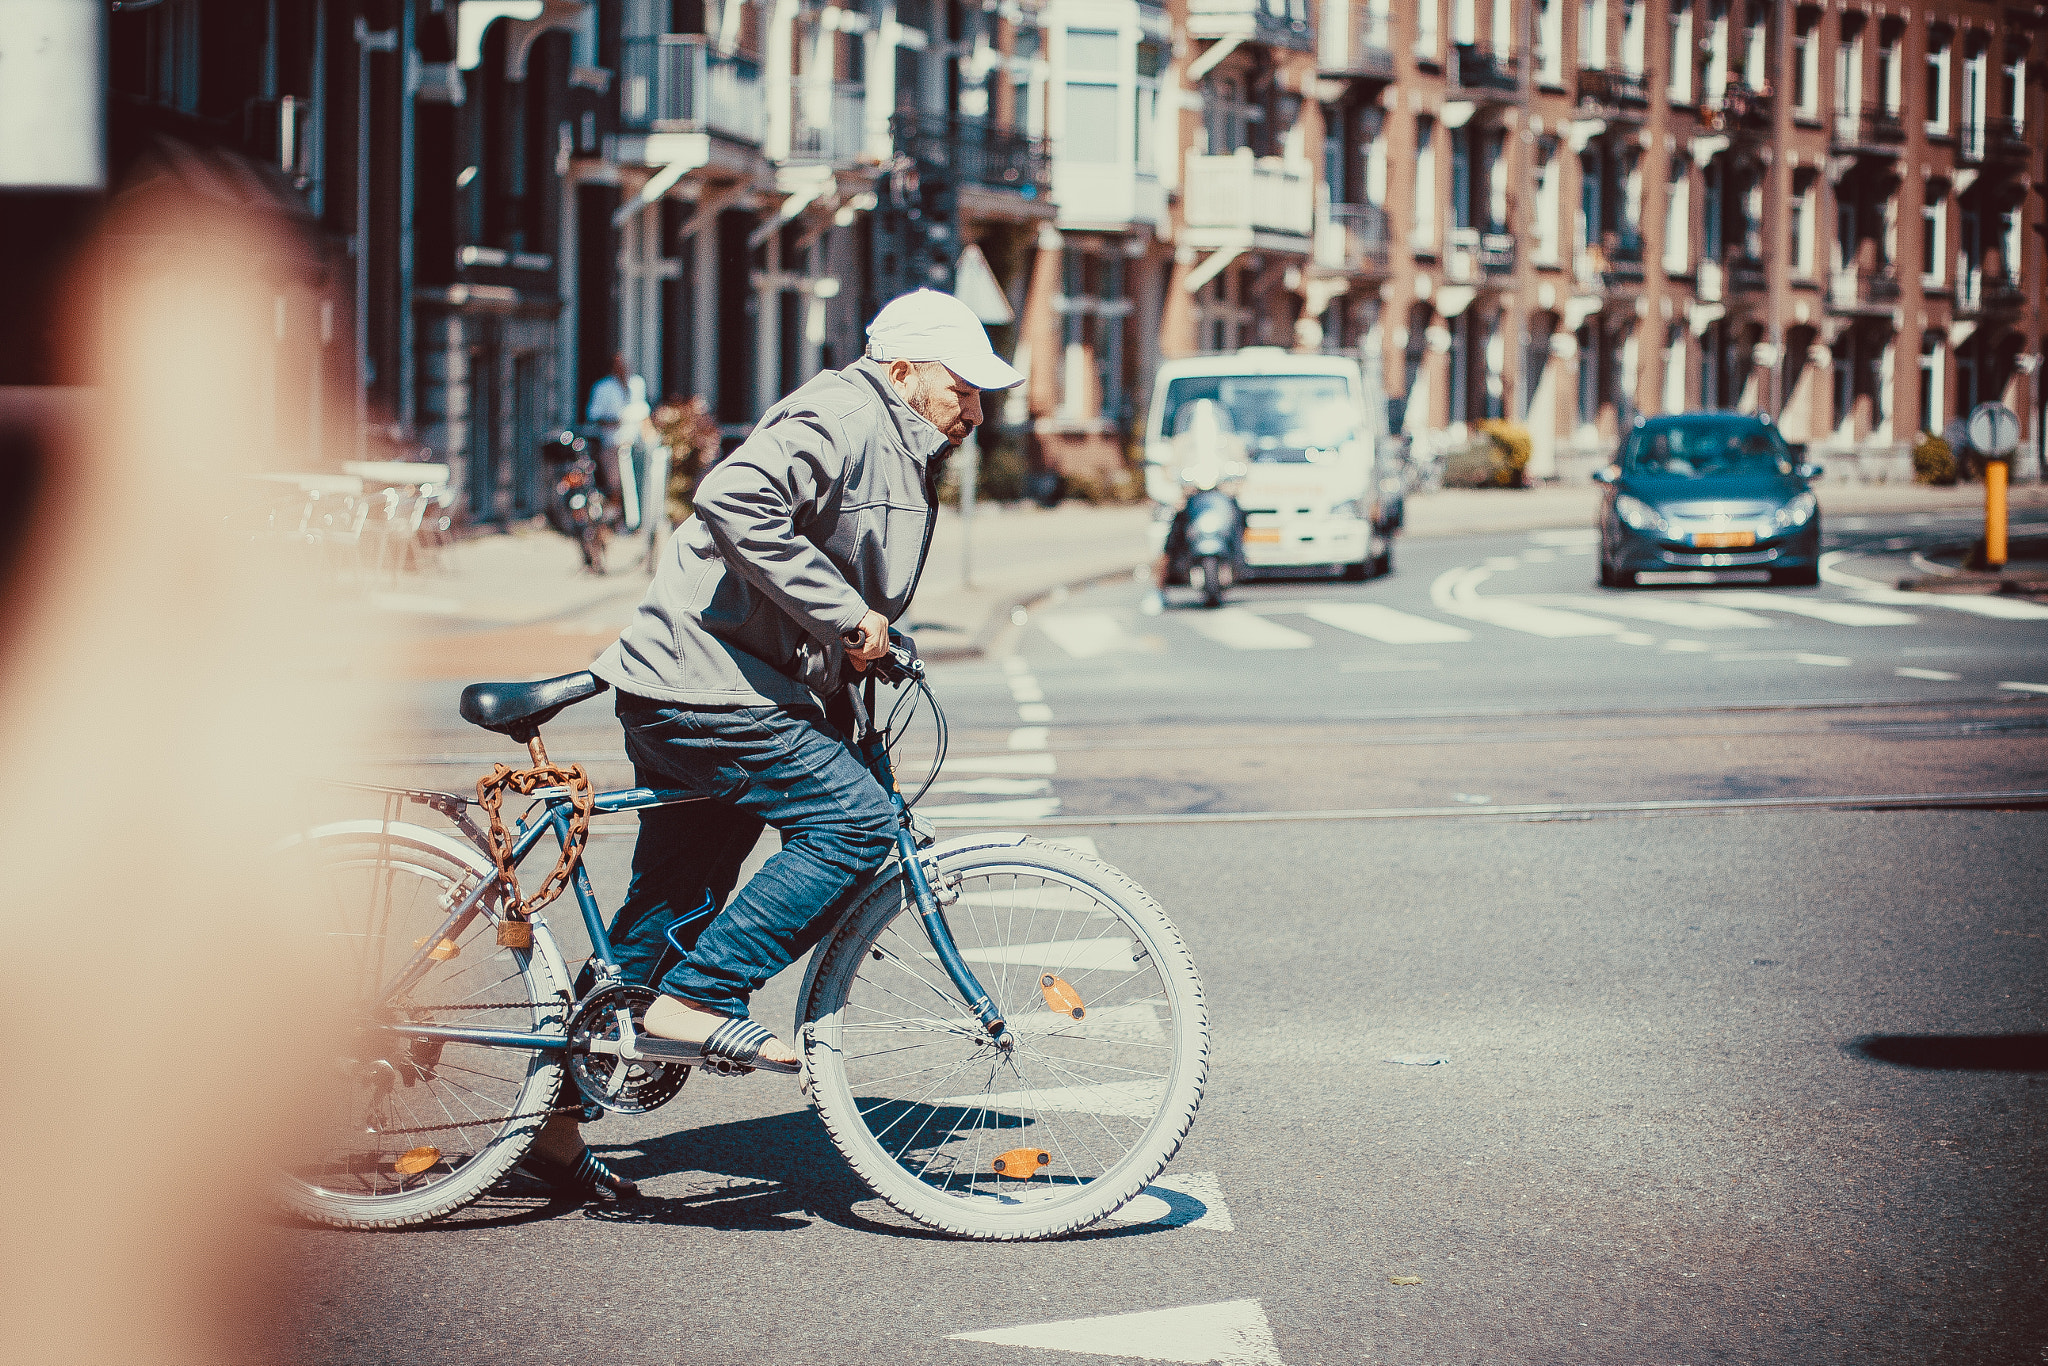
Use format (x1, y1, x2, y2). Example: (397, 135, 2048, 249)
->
(364, 1104, 585, 1138)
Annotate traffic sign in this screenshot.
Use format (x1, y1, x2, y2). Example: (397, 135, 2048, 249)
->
(1966, 401, 2020, 460)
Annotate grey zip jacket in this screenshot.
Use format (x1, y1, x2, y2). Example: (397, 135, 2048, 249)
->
(591, 357, 949, 710)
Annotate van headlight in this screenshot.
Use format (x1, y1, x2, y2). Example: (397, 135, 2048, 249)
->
(1328, 499, 1367, 520)
(1615, 494, 1670, 534)
(1768, 490, 1818, 532)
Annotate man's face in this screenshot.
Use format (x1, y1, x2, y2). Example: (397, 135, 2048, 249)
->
(901, 361, 984, 446)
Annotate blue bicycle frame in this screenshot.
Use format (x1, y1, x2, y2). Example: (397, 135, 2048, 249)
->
(374, 679, 1008, 1054)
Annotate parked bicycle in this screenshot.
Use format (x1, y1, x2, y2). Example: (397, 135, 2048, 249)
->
(283, 645, 1208, 1239)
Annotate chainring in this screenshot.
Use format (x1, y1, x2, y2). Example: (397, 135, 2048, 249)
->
(566, 984, 690, 1114)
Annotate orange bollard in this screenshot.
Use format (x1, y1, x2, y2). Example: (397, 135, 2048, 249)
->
(1986, 458, 2009, 571)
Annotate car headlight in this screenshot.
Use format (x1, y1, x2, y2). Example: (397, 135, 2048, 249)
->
(1615, 494, 1670, 535)
(1192, 507, 1234, 535)
(1328, 499, 1365, 520)
(1768, 490, 1818, 532)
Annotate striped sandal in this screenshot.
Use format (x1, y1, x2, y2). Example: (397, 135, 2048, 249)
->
(634, 1014, 803, 1077)
(518, 1148, 640, 1202)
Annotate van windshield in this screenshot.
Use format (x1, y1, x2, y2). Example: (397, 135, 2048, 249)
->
(1160, 374, 1357, 461)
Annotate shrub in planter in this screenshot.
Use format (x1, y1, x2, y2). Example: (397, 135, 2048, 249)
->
(1440, 437, 1503, 488)
(1913, 432, 1957, 486)
(1478, 419, 1533, 487)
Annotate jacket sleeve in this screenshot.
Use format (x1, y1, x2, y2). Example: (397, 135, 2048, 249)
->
(693, 412, 871, 643)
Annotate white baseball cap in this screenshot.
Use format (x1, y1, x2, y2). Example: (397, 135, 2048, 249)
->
(864, 289, 1024, 390)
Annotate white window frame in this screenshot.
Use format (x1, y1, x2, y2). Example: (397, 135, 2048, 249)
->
(1413, 116, 1438, 249)
(1415, 0, 1439, 60)
(1964, 42, 1988, 156)
(1581, 0, 1607, 69)
(1705, 0, 1728, 104)
(1621, 0, 1645, 76)
(1663, 156, 1690, 271)
(2004, 49, 2027, 130)
(1919, 337, 1945, 435)
(1793, 19, 1818, 115)
(1537, 0, 1564, 82)
(1792, 179, 1815, 276)
(1922, 191, 1945, 285)
(1926, 30, 1951, 133)
(1880, 32, 1901, 115)
(1452, 0, 1477, 46)
(1667, 0, 1692, 102)
(1663, 323, 1688, 413)
(1744, 16, 1766, 90)
(1536, 146, 1561, 262)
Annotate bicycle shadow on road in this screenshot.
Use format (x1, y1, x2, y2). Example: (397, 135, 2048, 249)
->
(584, 1106, 1177, 1241)
(1845, 1032, 2048, 1072)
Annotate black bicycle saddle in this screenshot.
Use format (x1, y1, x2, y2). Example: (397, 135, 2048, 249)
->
(459, 671, 609, 741)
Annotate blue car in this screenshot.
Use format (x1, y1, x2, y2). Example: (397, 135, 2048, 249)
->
(1595, 413, 1824, 588)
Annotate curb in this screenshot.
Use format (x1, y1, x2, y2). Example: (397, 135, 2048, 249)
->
(921, 560, 1148, 664)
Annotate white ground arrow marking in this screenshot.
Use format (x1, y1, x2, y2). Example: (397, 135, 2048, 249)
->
(936, 1078, 1167, 1117)
(1040, 611, 1134, 658)
(1108, 1171, 1234, 1230)
(950, 1299, 1283, 1364)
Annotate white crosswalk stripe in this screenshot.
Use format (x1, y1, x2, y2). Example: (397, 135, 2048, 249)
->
(1707, 591, 1918, 626)
(1181, 608, 1316, 650)
(1038, 611, 1134, 658)
(1442, 597, 1629, 637)
(1296, 602, 1473, 643)
(1536, 595, 1777, 630)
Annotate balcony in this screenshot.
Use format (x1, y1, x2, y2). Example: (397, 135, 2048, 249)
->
(1577, 68, 1648, 111)
(891, 110, 1051, 199)
(1982, 117, 2033, 164)
(1956, 274, 2026, 316)
(619, 36, 763, 144)
(1826, 268, 1902, 315)
(1480, 232, 1516, 275)
(1727, 254, 1767, 293)
(1188, 0, 1314, 52)
(1184, 151, 1315, 240)
(1451, 43, 1520, 96)
(1602, 237, 1645, 286)
(1315, 201, 1391, 272)
(1321, 7, 1395, 80)
(788, 82, 868, 164)
(1830, 104, 1906, 155)
(1708, 85, 1772, 139)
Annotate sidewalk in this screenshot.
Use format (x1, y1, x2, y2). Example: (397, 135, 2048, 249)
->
(356, 481, 2047, 680)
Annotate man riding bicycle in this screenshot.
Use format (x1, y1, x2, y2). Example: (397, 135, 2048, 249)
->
(522, 290, 1022, 1201)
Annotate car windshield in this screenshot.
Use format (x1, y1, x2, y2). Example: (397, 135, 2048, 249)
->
(1160, 374, 1357, 461)
(1622, 423, 1794, 478)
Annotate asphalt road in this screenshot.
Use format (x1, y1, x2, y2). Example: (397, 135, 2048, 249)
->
(281, 507, 2048, 1365)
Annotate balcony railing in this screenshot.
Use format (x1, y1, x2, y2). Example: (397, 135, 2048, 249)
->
(1826, 268, 1901, 312)
(1983, 116, 2032, 162)
(1322, 6, 1394, 78)
(1956, 274, 2026, 315)
(1603, 237, 1645, 284)
(1710, 85, 1772, 136)
(1315, 201, 1391, 271)
(1577, 68, 1648, 109)
(1479, 231, 1516, 274)
(1727, 254, 1768, 293)
(1831, 103, 1906, 151)
(1184, 151, 1315, 237)
(891, 110, 1051, 198)
(789, 82, 867, 163)
(1188, 0, 1315, 51)
(1451, 43, 1520, 94)
(619, 36, 764, 144)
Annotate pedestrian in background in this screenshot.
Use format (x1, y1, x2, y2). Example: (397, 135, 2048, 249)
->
(586, 353, 650, 508)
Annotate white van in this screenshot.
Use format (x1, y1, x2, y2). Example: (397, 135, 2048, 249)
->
(1143, 348, 1401, 580)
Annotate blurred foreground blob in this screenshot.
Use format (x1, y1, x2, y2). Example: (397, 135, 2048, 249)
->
(0, 185, 386, 1364)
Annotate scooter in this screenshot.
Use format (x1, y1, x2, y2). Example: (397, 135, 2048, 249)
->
(541, 430, 609, 574)
(1161, 400, 1248, 609)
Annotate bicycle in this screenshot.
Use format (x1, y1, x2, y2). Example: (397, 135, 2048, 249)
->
(282, 645, 1208, 1240)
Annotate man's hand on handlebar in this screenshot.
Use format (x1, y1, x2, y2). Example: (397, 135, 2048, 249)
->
(843, 610, 889, 671)
(842, 618, 923, 685)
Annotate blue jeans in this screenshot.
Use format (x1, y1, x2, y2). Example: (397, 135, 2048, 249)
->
(602, 693, 898, 1016)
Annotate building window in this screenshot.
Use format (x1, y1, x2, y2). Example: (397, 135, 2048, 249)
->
(1537, 0, 1563, 82)
(1064, 27, 1122, 166)
(1452, 0, 1477, 46)
(1413, 116, 1437, 249)
(1703, 158, 1723, 259)
(1922, 189, 1946, 283)
(1790, 175, 1814, 276)
(1793, 14, 1818, 115)
(1742, 13, 1766, 91)
(1878, 29, 1901, 115)
(1835, 25, 1861, 122)
(1927, 29, 1951, 131)
(1705, 0, 1728, 103)
(1621, 0, 1645, 75)
(1832, 333, 1854, 433)
(2004, 42, 2028, 129)
(1664, 157, 1690, 271)
(1668, 0, 1692, 102)
(1487, 128, 1509, 231)
(1960, 200, 1982, 305)
(1364, 108, 1388, 205)
(1415, 0, 1439, 60)
(1836, 195, 1857, 273)
(144, 0, 203, 113)
(1578, 324, 1600, 426)
(1451, 127, 1473, 231)
(1963, 41, 1988, 157)
(2000, 204, 2023, 281)
(1535, 146, 1560, 262)
(1920, 336, 1944, 434)
(1663, 323, 1688, 413)
(1581, 0, 1606, 69)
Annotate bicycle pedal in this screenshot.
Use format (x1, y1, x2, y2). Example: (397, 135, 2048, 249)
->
(626, 1037, 701, 1064)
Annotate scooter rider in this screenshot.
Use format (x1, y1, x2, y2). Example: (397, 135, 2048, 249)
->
(520, 290, 1022, 1200)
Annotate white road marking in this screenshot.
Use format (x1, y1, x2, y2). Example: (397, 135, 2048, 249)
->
(2001, 681, 2048, 695)
(1012, 1001, 1165, 1044)
(1017, 703, 1055, 723)
(1432, 564, 1627, 636)
(1820, 552, 2048, 620)
(1539, 595, 1777, 630)
(1839, 517, 1870, 530)
(1108, 1171, 1235, 1231)
(1338, 658, 1443, 672)
(926, 778, 1052, 796)
(1714, 651, 1852, 666)
(922, 797, 1062, 824)
(1001, 656, 1029, 675)
(1522, 548, 1556, 563)
(1297, 602, 1473, 643)
(1530, 528, 1602, 547)
(1897, 667, 1963, 681)
(1708, 591, 1918, 626)
(1009, 727, 1050, 750)
(1182, 609, 1316, 650)
(1614, 631, 1658, 646)
(945, 753, 1058, 775)
(1038, 611, 1133, 659)
(937, 1078, 1166, 1119)
(1009, 677, 1045, 702)
(949, 1299, 1284, 1365)
(1799, 653, 1853, 666)
(948, 938, 1138, 972)
(1661, 640, 1711, 652)
(1484, 556, 1523, 570)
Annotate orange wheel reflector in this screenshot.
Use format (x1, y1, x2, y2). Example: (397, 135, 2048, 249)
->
(393, 1146, 441, 1176)
(1039, 974, 1086, 1021)
(991, 1147, 1050, 1177)
(412, 935, 462, 960)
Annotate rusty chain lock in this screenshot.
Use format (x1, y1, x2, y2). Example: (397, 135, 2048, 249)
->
(474, 741, 595, 949)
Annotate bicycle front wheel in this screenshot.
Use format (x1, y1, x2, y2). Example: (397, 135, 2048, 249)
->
(278, 822, 567, 1229)
(804, 838, 1207, 1240)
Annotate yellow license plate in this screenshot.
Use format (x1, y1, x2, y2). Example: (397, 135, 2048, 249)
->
(1244, 528, 1283, 544)
(1691, 530, 1755, 548)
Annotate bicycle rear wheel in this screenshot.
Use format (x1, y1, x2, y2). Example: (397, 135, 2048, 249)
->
(803, 838, 1207, 1240)
(278, 822, 567, 1229)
